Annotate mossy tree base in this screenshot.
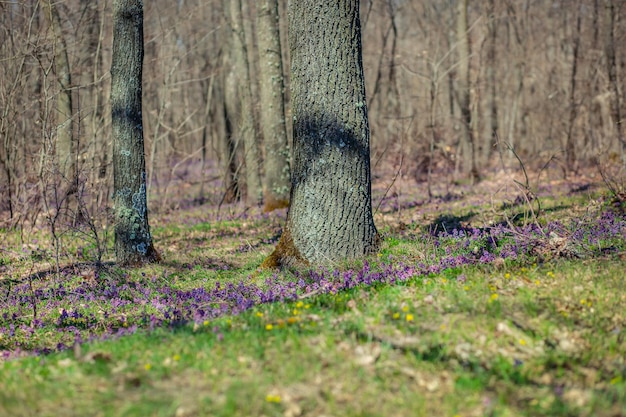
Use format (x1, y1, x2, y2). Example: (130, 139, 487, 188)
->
(261, 226, 308, 269)
(264, 0, 379, 268)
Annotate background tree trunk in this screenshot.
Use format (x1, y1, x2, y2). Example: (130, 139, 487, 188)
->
(111, 0, 159, 266)
(566, 6, 582, 172)
(604, 0, 625, 166)
(456, 0, 479, 181)
(265, 0, 378, 267)
(485, 0, 499, 165)
(257, 0, 290, 212)
(47, 2, 75, 186)
(227, 0, 262, 206)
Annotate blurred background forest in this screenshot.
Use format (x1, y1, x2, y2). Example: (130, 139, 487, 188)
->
(1, 0, 624, 235)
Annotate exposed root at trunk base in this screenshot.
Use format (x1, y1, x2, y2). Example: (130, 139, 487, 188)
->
(260, 225, 308, 269)
(118, 243, 162, 268)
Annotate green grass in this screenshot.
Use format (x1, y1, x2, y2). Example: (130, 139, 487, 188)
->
(1, 258, 625, 417)
(0, 187, 625, 416)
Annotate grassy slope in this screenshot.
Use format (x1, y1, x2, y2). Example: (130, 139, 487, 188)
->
(0, 179, 625, 417)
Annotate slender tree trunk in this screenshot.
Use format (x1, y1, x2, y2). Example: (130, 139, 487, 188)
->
(604, 0, 625, 165)
(46, 2, 75, 185)
(111, 0, 159, 266)
(221, 69, 241, 203)
(220, 46, 241, 203)
(456, 0, 479, 181)
(504, 1, 528, 164)
(264, 0, 379, 267)
(227, 0, 263, 206)
(485, 0, 499, 165)
(257, 0, 290, 212)
(566, 7, 582, 172)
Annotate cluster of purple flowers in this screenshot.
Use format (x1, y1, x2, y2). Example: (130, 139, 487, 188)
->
(0, 205, 623, 357)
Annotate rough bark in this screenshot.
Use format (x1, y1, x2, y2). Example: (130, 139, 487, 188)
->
(257, 0, 290, 212)
(111, 0, 159, 266)
(264, 0, 379, 268)
(227, 0, 263, 206)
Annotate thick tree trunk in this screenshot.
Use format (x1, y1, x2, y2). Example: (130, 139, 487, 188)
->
(111, 0, 159, 266)
(265, 0, 379, 267)
(227, 0, 263, 206)
(257, 0, 290, 212)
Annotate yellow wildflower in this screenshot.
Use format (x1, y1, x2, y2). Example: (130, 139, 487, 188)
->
(406, 314, 414, 322)
(144, 363, 152, 371)
(392, 312, 400, 320)
(296, 301, 304, 308)
(265, 394, 281, 403)
(265, 324, 273, 330)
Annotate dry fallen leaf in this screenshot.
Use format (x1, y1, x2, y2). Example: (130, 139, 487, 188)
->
(354, 343, 382, 366)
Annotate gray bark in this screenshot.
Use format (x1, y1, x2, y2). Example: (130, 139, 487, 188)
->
(227, 0, 263, 206)
(111, 0, 159, 266)
(265, 0, 378, 267)
(257, 0, 290, 212)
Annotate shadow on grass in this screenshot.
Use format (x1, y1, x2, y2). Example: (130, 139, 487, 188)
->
(159, 257, 236, 272)
(427, 212, 477, 235)
(1, 261, 116, 287)
(502, 204, 571, 226)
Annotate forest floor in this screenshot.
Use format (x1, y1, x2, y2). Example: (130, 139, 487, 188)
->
(0, 165, 625, 417)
